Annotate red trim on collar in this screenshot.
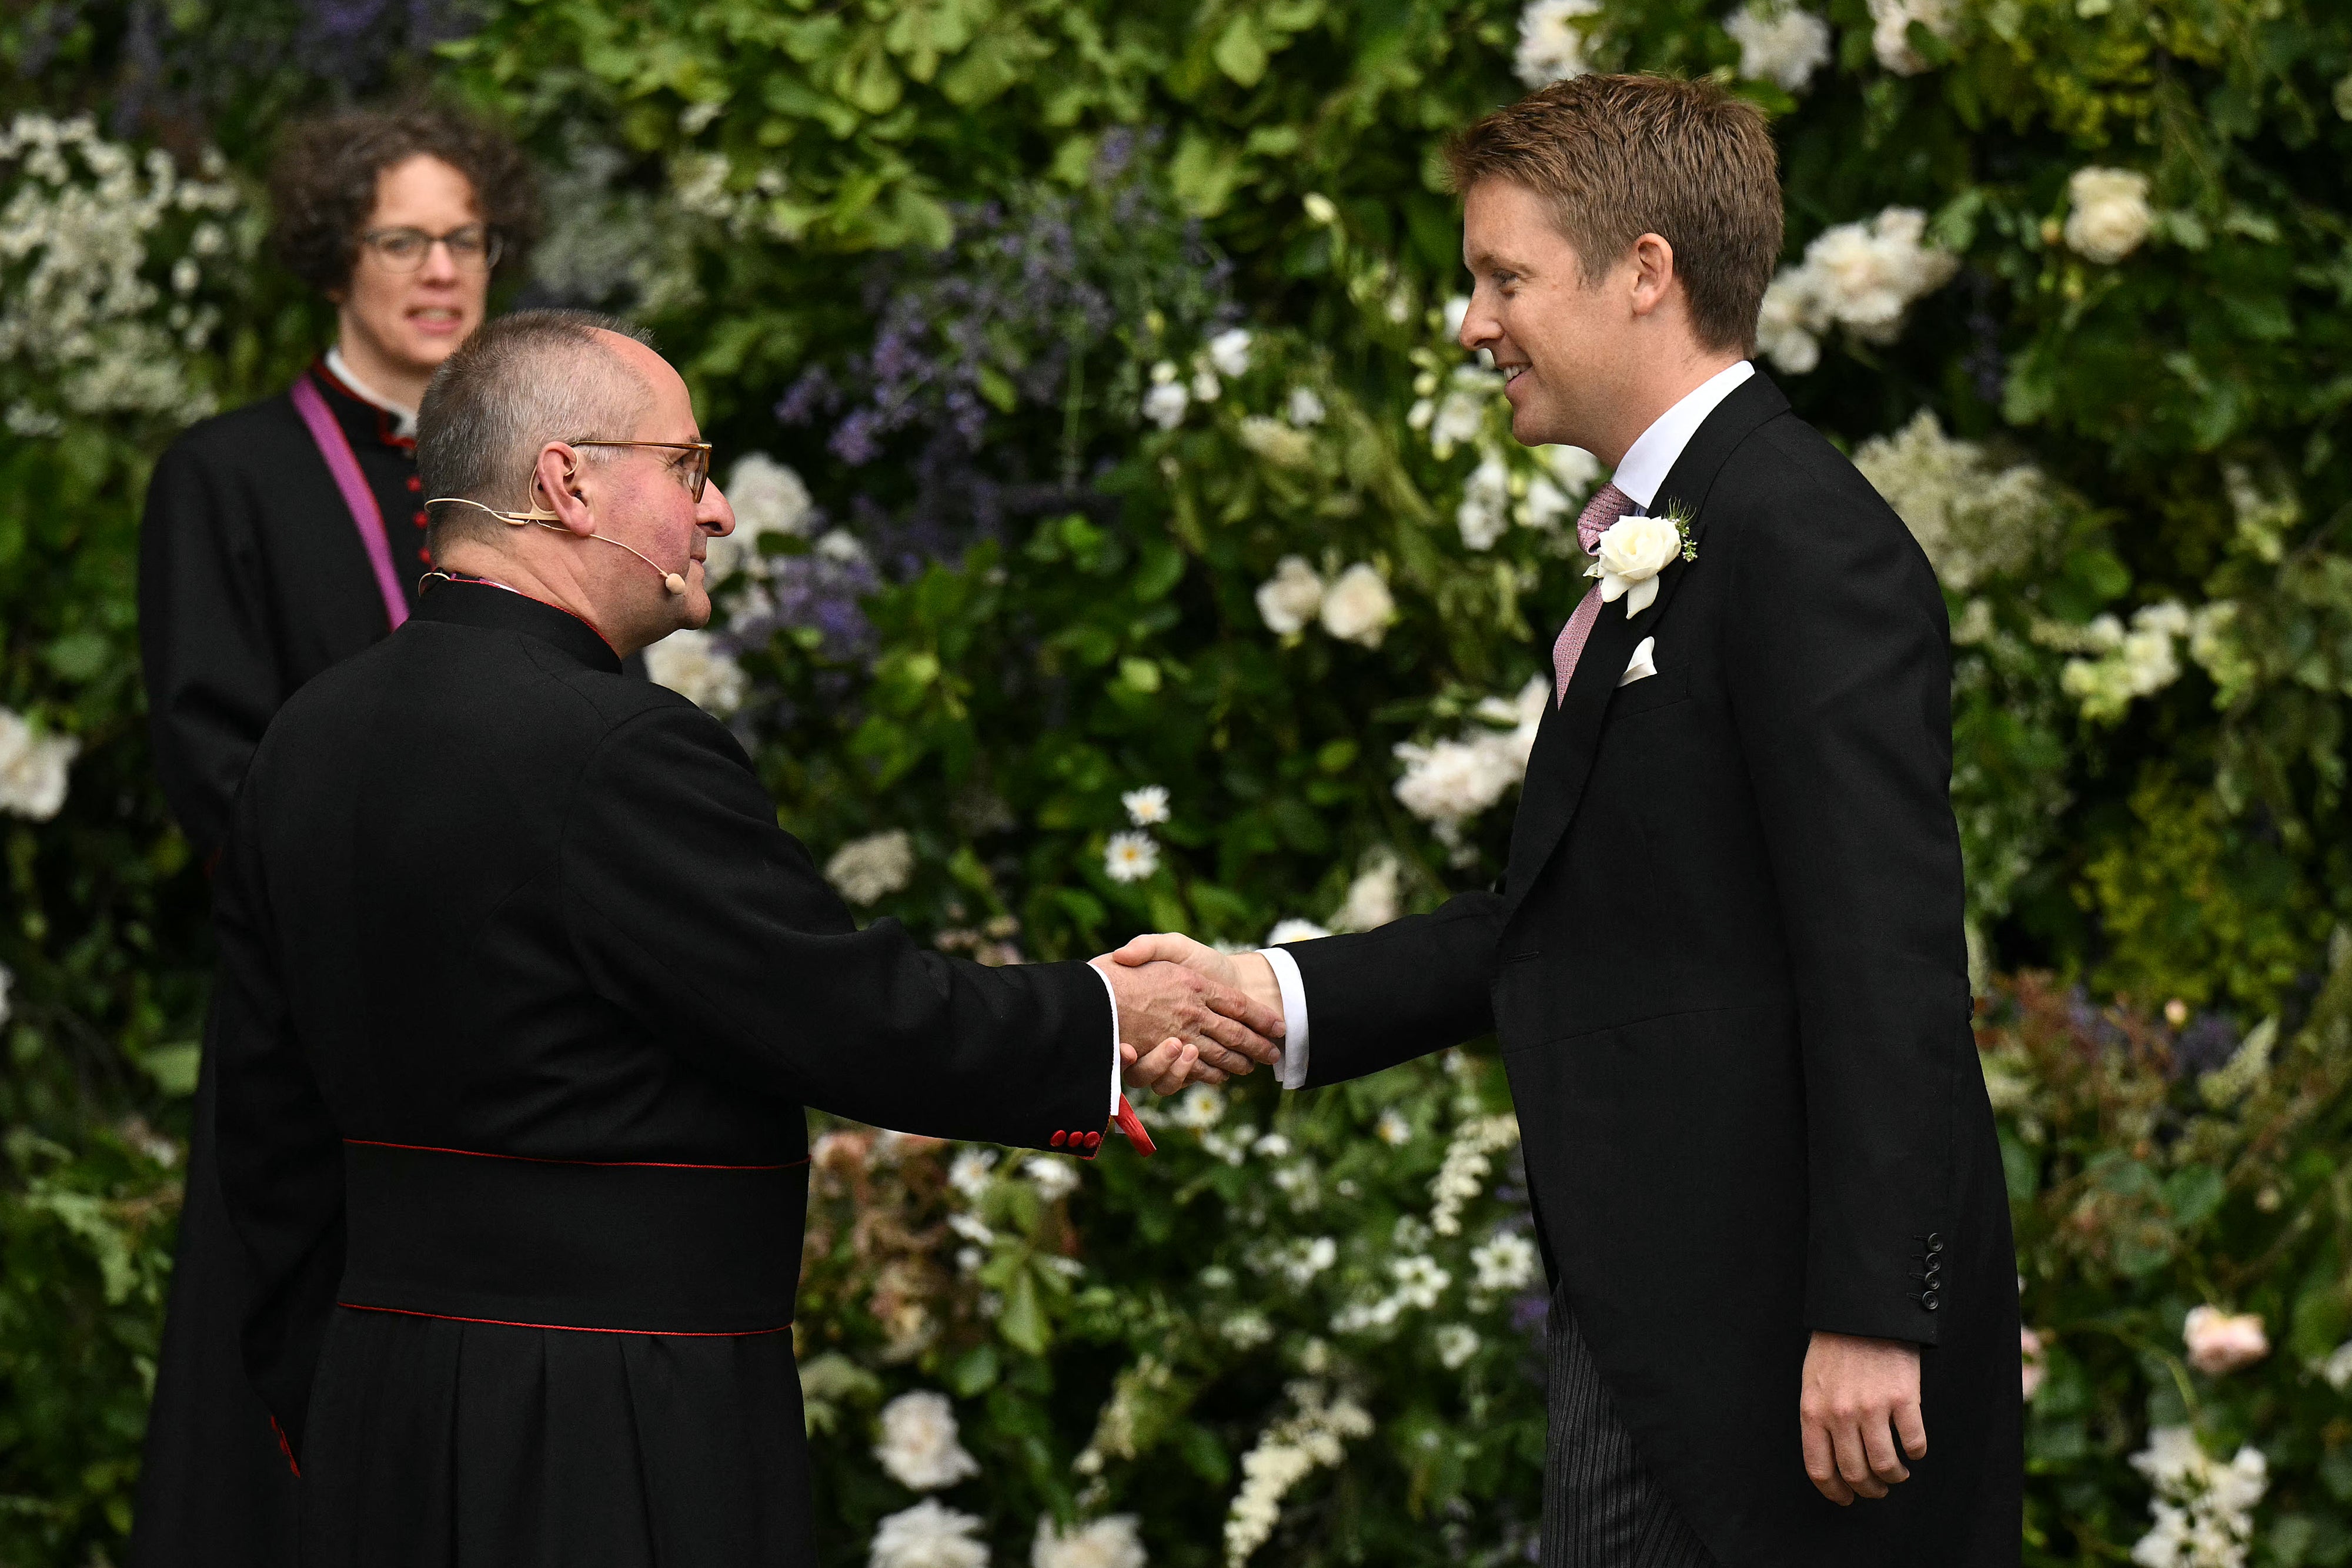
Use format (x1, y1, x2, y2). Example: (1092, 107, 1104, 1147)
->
(423, 574, 624, 661)
(309, 356, 417, 454)
(336, 1302, 795, 1338)
(343, 1137, 806, 1172)
(268, 1415, 301, 1477)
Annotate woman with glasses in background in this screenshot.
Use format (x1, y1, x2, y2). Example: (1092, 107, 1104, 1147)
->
(131, 102, 538, 1568)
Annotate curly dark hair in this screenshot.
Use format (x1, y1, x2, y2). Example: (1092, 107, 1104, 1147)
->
(268, 101, 541, 296)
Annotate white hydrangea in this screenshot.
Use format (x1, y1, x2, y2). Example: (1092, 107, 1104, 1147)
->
(1470, 1230, 1542, 1295)
(706, 453, 812, 582)
(1222, 1382, 1374, 1567)
(826, 829, 916, 905)
(1725, 1, 1833, 91)
(1318, 564, 1396, 649)
(1266, 918, 1331, 945)
(871, 1498, 990, 1568)
(874, 1392, 983, 1492)
(0, 708, 78, 820)
(1515, 0, 1603, 86)
(2127, 1426, 2266, 1568)
(1331, 855, 1401, 932)
(1852, 411, 2070, 591)
(1756, 207, 1960, 373)
(1121, 786, 1170, 827)
(1456, 454, 1512, 551)
(1207, 328, 1254, 378)
(1254, 556, 1325, 636)
(1867, 0, 1957, 75)
(1285, 386, 1326, 427)
(1433, 1324, 1481, 1369)
(644, 628, 747, 716)
(2064, 166, 2155, 265)
(1104, 831, 1161, 884)
(1032, 1514, 1145, 1568)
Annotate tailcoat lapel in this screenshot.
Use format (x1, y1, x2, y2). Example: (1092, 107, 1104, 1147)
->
(1500, 372, 1792, 922)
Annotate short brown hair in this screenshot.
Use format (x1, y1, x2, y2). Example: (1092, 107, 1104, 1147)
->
(1446, 75, 1782, 356)
(268, 101, 540, 296)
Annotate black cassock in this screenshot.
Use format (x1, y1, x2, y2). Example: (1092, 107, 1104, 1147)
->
(210, 580, 1114, 1566)
(132, 364, 431, 1568)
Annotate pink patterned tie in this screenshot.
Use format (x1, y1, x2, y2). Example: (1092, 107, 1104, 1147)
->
(1552, 482, 1637, 707)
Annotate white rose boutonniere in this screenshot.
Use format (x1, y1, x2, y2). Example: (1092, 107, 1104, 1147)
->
(1586, 503, 1699, 617)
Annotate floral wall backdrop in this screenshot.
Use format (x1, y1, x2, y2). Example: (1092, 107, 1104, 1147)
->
(5, 0, 2352, 1563)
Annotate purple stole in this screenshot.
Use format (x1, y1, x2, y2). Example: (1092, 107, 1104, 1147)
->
(289, 373, 409, 631)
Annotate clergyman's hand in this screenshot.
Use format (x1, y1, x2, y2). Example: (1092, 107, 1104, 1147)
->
(1110, 931, 1284, 1022)
(1799, 1330, 1926, 1505)
(1090, 955, 1283, 1089)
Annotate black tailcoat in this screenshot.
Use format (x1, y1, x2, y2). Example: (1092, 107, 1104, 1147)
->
(209, 581, 1114, 1566)
(1287, 375, 2021, 1565)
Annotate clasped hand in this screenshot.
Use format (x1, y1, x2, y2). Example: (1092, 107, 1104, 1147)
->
(1091, 945, 1285, 1095)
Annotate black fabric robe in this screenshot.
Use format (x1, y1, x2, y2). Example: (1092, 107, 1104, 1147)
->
(131, 365, 428, 1568)
(1285, 374, 2021, 1565)
(209, 580, 1114, 1566)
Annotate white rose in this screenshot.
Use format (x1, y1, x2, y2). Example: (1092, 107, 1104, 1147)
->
(1331, 855, 1401, 932)
(1725, 1, 1832, 92)
(643, 630, 747, 716)
(0, 708, 79, 821)
(2182, 1305, 2269, 1376)
(1207, 327, 1254, 378)
(1515, 0, 1603, 86)
(1255, 556, 1325, 636)
(2063, 166, 2153, 264)
(1032, 1513, 1145, 1568)
(1588, 513, 1686, 616)
(1867, 0, 1955, 75)
(870, 1499, 989, 1568)
(1318, 563, 1396, 648)
(874, 1392, 982, 1492)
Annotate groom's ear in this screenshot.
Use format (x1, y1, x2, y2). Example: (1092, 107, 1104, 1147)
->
(1627, 233, 1682, 317)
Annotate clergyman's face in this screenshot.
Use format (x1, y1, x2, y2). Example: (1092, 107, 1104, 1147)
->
(1457, 178, 1629, 452)
(592, 333, 735, 636)
(337, 155, 492, 380)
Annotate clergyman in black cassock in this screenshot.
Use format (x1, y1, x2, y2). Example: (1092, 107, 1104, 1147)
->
(209, 309, 1271, 1566)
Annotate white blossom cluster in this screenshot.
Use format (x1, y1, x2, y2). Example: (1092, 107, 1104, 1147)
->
(1852, 412, 2071, 593)
(2127, 1426, 2267, 1568)
(0, 707, 79, 820)
(2040, 601, 2233, 724)
(644, 628, 749, 716)
(1514, 0, 1603, 86)
(1725, 1, 1834, 92)
(2064, 166, 2156, 265)
(1410, 364, 1502, 461)
(1754, 207, 1960, 375)
(827, 829, 916, 905)
(1428, 1114, 1522, 1237)
(1391, 675, 1549, 845)
(706, 452, 814, 583)
(1222, 1380, 1374, 1566)
(1469, 1230, 1541, 1298)
(530, 138, 706, 315)
(1866, 0, 1957, 75)
(1140, 330, 1254, 430)
(0, 113, 243, 433)
(1254, 558, 1396, 648)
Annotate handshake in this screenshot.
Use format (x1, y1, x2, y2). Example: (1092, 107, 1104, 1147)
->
(1091, 934, 1287, 1095)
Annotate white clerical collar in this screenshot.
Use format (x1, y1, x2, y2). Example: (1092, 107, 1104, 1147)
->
(324, 346, 420, 438)
(1607, 360, 1756, 511)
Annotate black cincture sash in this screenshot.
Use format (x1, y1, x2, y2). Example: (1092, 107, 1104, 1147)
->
(338, 1139, 805, 1335)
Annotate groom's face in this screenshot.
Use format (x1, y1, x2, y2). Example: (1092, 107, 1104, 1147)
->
(1459, 178, 1629, 452)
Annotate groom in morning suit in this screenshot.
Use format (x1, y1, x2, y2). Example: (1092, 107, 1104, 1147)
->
(1124, 76, 2022, 1564)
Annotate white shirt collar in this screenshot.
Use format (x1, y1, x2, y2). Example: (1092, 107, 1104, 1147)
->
(324, 346, 420, 439)
(1607, 360, 1756, 512)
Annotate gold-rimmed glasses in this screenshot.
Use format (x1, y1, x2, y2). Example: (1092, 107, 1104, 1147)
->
(569, 439, 714, 501)
(358, 224, 505, 273)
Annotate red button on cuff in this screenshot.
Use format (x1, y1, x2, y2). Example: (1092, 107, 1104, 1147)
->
(1049, 1131, 1066, 1148)
(1084, 1131, 1102, 1150)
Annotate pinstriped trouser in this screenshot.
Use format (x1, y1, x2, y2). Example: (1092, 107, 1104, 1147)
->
(1542, 1287, 1720, 1567)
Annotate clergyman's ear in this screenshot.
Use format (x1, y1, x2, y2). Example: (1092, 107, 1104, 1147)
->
(530, 443, 596, 535)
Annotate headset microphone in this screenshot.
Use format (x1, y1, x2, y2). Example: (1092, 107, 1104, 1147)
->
(427, 496, 687, 594)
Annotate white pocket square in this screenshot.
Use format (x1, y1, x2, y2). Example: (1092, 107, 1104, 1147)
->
(1618, 636, 1658, 687)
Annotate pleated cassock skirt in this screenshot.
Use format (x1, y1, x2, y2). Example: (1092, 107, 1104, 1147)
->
(298, 1308, 817, 1567)
(1542, 1286, 1720, 1568)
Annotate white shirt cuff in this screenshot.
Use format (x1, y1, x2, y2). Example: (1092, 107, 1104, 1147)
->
(1091, 962, 1121, 1116)
(1258, 946, 1311, 1091)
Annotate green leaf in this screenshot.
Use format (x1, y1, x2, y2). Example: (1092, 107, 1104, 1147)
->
(1212, 14, 1269, 86)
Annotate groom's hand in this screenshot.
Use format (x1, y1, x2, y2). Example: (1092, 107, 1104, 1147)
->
(1091, 955, 1283, 1089)
(1799, 1330, 1926, 1505)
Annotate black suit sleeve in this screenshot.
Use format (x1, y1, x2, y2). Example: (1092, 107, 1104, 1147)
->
(211, 763, 346, 1462)
(138, 440, 288, 864)
(1720, 454, 1972, 1347)
(557, 703, 1112, 1147)
(1281, 891, 1505, 1087)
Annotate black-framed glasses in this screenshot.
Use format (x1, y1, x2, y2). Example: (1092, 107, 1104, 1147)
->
(570, 440, 714, 501)
(358, 224, 504, 273)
